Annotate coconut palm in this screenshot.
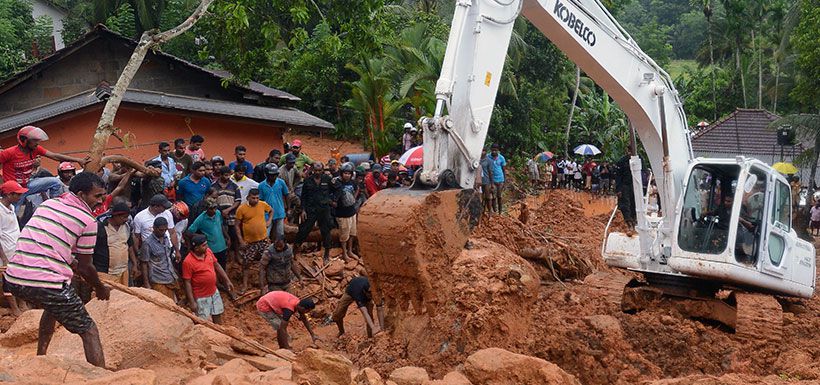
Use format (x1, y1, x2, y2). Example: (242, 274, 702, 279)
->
(345, 57, 407, 156)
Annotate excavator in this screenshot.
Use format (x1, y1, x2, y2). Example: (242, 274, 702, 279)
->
(357, 0, 816, 339)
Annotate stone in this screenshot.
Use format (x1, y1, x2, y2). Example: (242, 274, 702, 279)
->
(325, 260, 346, 277)
(423, 372, 473, 385)
(389, 367, 430, 385)
(584, 315, 622, 337)
(463, 348, 581, 385)
(0, 309, 44, 347)
(0, 354, 156, 384)
(356, 367, 385, 385)
(48, 289, 212, 370)
(292, 348, 353, 385)
(187, 358, 259, 385)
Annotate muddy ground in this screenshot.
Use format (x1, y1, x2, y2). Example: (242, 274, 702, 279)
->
(1, 189, 819, 384)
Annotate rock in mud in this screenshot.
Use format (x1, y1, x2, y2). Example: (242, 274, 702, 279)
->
(463, 348, 581, 385)
(0, 309, 43, 347)
(292, 348, 353, 385)
(47, 289, 212, 370)
(355, 367, 385, 385)
(389, 366, 430, 385)
(0, 354, 156, 384)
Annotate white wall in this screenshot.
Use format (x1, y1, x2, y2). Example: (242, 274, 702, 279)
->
(30, 0, 67, 50)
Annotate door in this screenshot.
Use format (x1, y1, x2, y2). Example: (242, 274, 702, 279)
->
(761, 179, 791, 277)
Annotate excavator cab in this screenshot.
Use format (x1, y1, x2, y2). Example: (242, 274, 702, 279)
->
(670, 157, 816, 298)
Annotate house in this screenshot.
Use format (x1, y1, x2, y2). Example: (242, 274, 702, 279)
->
(0, 25, 333, 172)
(691, 108, 811, 183)
(31, 0, 68, 51)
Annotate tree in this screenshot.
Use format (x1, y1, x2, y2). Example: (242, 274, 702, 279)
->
(791, 0, 820, 110)
(0, 0, 54, 81)
(86, 0, 214, 173)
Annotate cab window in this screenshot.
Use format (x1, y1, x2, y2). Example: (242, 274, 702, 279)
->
(678, 164, 740, 254)
(771, 181, 791, 230)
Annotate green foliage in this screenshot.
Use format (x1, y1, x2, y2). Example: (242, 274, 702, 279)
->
(674, 65, 743, 125)
(0, 0, 54, 81)
(791, 0, 820, 109)
(104, 2, 137, 38)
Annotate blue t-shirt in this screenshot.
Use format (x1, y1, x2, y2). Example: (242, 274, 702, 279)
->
(258, 178, 289, 220)
(187, 210, 228, 253)
(229, 160, 254, 174)
(488, 154, 506, 183)
(176, 176, 212, 207)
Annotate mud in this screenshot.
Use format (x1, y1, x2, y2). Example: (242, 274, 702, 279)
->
(2, 189, 819, 385)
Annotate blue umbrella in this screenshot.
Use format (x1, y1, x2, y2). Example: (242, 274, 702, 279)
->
(573, 144, 601, 156)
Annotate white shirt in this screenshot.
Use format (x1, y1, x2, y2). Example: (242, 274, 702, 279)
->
(133, 208, 175, 241)
(233, 176, 259, 202)
(0, 201, 20, 261)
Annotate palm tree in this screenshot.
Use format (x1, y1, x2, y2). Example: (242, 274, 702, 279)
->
(385, 23, 444, 118)
(345, 57, 407, 156)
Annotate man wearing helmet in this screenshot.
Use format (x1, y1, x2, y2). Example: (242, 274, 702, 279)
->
(0, 126, 88, 212)
(258, 163, 289, 242)
(333, 162, 360, 261)
(402, 123, 415, 152)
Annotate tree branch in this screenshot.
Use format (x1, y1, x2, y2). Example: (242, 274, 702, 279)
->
(85, 0, 215, 173)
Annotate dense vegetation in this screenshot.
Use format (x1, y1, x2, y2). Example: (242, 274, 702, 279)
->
(0, 0, 817, 163)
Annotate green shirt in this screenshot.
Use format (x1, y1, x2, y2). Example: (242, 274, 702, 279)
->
(279, 152, 314, 172)
(188, 211, 228, 253)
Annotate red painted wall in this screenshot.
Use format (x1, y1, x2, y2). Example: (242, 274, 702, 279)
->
(0, 105, 286, 173)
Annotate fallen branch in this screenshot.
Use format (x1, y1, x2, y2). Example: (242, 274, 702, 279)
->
(100, 278, 292, 362)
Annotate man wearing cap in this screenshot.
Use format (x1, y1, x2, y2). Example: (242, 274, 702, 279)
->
(253, 150, 282, 183)
(57, 162, 76, 187)
(280, 153, 303, 222)
(187, 198, 230, 270)
(364, 164, 387, 197)
(183, 234, 234, 323)
(139, 216, 179, 299)
(133, 194, 182, 264)
(256, 290, 320, 350)
(279, 139, 313, 172)
(3, 172, 109, 367)
(333, 163, 360, 261)
(176, 161, 212, 207)
(0, 181, 26, 315)
(211, 156, 225, 170)
(92, 202, 137, 286)
(258, 163, 289, 241)
(259, 239, 298, 293)
(212, 166, 241, 260)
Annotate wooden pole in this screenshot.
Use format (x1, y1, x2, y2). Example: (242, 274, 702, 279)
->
(99, 278, 293, 362)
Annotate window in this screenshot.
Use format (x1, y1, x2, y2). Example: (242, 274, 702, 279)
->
(678, 165, 740, 254)
(771, 181, 791, 230)
(735, 168, 767, 264)
(768, 233, 785, 266)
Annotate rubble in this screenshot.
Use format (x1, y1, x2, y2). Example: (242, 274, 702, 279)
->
(389, 366, 430, 385)
(463, 348, 581, 385)
(292, 348, 354, 385)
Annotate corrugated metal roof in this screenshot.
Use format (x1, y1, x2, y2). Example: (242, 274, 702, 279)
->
(691, 109, 800, 156)
(0, 89, 333, 133)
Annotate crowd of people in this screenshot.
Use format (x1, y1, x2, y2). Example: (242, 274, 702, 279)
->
(0, 126, 405, 365)
(524, 155, 617, 194)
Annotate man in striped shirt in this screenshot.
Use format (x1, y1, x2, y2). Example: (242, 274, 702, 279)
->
(2, 172, 110, 367)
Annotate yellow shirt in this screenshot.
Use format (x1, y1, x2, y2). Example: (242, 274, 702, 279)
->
(235, 201, 272, 243)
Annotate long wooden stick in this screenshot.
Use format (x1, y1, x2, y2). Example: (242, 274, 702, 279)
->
(99, 278, 292, 362)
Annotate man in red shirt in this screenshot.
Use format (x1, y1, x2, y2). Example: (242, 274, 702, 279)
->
(256, 291, 319, 349)
(0, 126, 88, 187)
(182, 234, 234, 324)
(364, 164, 387, 197)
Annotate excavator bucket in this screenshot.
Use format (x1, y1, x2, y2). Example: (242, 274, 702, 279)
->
(357, 187, 483, 315)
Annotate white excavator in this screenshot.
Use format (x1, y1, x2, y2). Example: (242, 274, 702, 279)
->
(357, 0, 816, 338)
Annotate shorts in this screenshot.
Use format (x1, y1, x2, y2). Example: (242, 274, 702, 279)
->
(481, 184, 493, 200)
(811, 220, 820, 229)
(242, 240, 270, 264)
(259, 310, 285, 330)
(151, 282, 179, 300)
(195, 291, 224, 319)
(4, 281, 95, 334)
(99, 270, 129, 286)
(337, 215, 357, 242)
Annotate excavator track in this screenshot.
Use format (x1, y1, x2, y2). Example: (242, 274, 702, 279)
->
(733, 292, 783, 344)
(583, 271, 635, 310)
